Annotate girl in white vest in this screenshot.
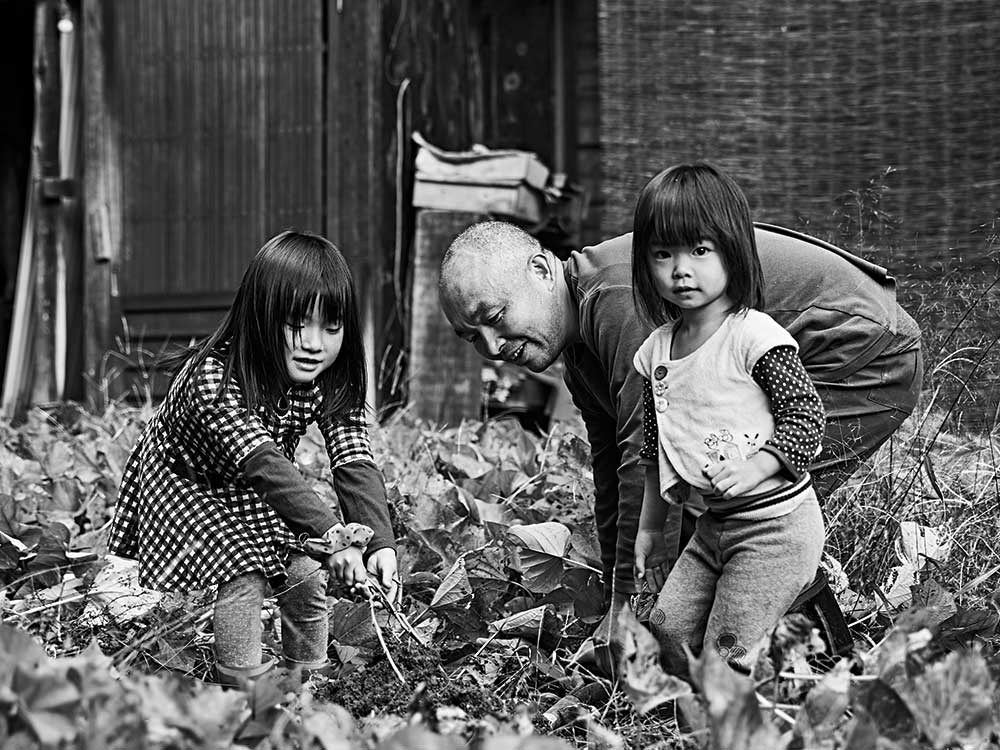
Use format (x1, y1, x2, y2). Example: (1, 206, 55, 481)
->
(630, 162, 826, 675)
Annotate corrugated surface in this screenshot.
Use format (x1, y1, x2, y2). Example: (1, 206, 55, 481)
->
(114, 0, 324, 302)
(599, 0, 1000, 427)
(599, 0, 1000, 265)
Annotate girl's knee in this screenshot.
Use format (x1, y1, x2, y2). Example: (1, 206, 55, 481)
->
(216, 572, 267, 610)
(279, 556, 328, 614)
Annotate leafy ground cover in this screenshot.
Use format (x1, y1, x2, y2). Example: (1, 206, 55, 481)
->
(1, 386, 1000, 749)
(3, 177, 1000, 748)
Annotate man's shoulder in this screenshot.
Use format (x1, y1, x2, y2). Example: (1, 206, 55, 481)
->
(754, 223, 890, 280)
(567, 233, 633, 291)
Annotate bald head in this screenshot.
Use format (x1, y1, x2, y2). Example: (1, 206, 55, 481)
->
(439, 220, 541, 296)
(437, 221, 577, 372)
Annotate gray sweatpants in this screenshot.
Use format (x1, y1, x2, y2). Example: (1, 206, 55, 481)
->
(650, 495, 825, 675)
(214, 552, 329, 669)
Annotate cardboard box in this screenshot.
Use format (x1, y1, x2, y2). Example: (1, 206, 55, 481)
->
(412, 179, 545, 224)
(412, 131, 550, 190)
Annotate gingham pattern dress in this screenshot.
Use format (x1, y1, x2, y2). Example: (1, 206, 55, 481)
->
(107, 353, 374, 592)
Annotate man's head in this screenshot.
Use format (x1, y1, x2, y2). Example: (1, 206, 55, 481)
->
(438, 221, 576, 372)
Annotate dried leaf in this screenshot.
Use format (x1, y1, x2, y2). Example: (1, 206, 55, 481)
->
(688, 645, 787, 750)
(854, 679, 917, 742)
(900, 649, 995, 749)
(617, 607, 692, 714)
(11, 664, 81, 745)
(79, 556, 163, 626)
(793, 659, 852, 748)
(43, 441, 75, 478)
(378, 725, 466, 749)
(429, 556, 473, 611)
(489, 604, 559, 640)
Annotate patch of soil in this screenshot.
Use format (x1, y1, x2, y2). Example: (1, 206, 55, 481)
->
(317, 637, 503, 718)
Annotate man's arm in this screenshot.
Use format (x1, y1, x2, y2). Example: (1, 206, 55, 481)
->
(562, 360, 625, 602)
(585, 285, 654, 599)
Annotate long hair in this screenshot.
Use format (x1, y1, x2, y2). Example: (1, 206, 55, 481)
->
(163, 230, 366, 422)
(631, 162, 765, 327)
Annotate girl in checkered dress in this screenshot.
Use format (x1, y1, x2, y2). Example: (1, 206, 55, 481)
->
(107, 230, 398, 683)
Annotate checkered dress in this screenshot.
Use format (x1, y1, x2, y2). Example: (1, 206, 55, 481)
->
(106, 353, 374, 592)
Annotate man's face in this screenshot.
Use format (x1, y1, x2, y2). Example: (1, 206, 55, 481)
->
(440, 256, 567, 373)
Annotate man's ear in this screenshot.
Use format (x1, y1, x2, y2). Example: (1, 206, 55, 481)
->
(527, 251, 555, 287)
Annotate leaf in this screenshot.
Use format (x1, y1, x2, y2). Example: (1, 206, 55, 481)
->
(436, 451, 492, 480)
(561, 568, 605, 622)
(937, 605, 1000, 650)
(793, 659, 852, 748)
(884, 522, 952, 609)
(378, 725, 466, 749)
(468, 465, 535, 501)
(328, 599, 378, 647)
(429, 557, 473, 611)
(79, 556, 163, 627)
(909, 578, 957, 627)
(43, 440, 75, 478)
(12, 664, 81, 746)
(47, 478, 82, 513)
(0, 623, 48, 686)
(489, 604, 559, 640)
(687, 644, 786, 750)
(617, 607, 692, 714)
(472, 498, 517, 529)
(854, 679, 917, 742)
(507, 522, 571, 594)
(569, 528, 602, 569)
(411, 486, 467, 533)
(302, 706, 355, 750)
(900, 649, 995, 750)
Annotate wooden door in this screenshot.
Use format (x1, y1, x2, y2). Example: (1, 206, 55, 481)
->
(101, 0, 327, 400)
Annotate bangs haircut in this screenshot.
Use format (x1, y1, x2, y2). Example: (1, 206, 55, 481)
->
(163, 230, 367, 423)
(631, 162, 765, 327)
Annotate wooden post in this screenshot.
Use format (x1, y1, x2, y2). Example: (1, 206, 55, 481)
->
(408, 210, 484, 425)
(327, 0, 388, 417)
(31, 0, 62, 405)
(81, 0, 119, 409)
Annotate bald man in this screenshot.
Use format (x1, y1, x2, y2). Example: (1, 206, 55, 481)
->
(439, 220, 922, 636)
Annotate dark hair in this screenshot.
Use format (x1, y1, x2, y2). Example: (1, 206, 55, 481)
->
(631, 162, 765, 326)
(163, 230, 366, 422)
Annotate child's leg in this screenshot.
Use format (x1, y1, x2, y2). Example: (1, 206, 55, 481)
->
(215, 572, 268, 668)
(704, 497, 825, 672)
(276, 553, 330, 668)
(649, 514, 724, 677)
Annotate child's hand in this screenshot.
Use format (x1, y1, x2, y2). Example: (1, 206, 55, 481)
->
(634, 528, 671, 592)
(366, 548, 400, 603)
(325, 545, 367, 588)
(703, 452, 779, 499)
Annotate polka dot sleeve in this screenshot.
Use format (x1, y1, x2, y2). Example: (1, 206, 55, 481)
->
(639, 378, 658, 463)
(751, 345, 825, 477)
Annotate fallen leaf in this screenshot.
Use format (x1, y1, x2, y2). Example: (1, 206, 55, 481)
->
(793, 659, 852, 748)
(617, 607, 692, 714)
(688, 645, 787, 750)
(429, 556, 473, 611)
(489, 604, 559, 640)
